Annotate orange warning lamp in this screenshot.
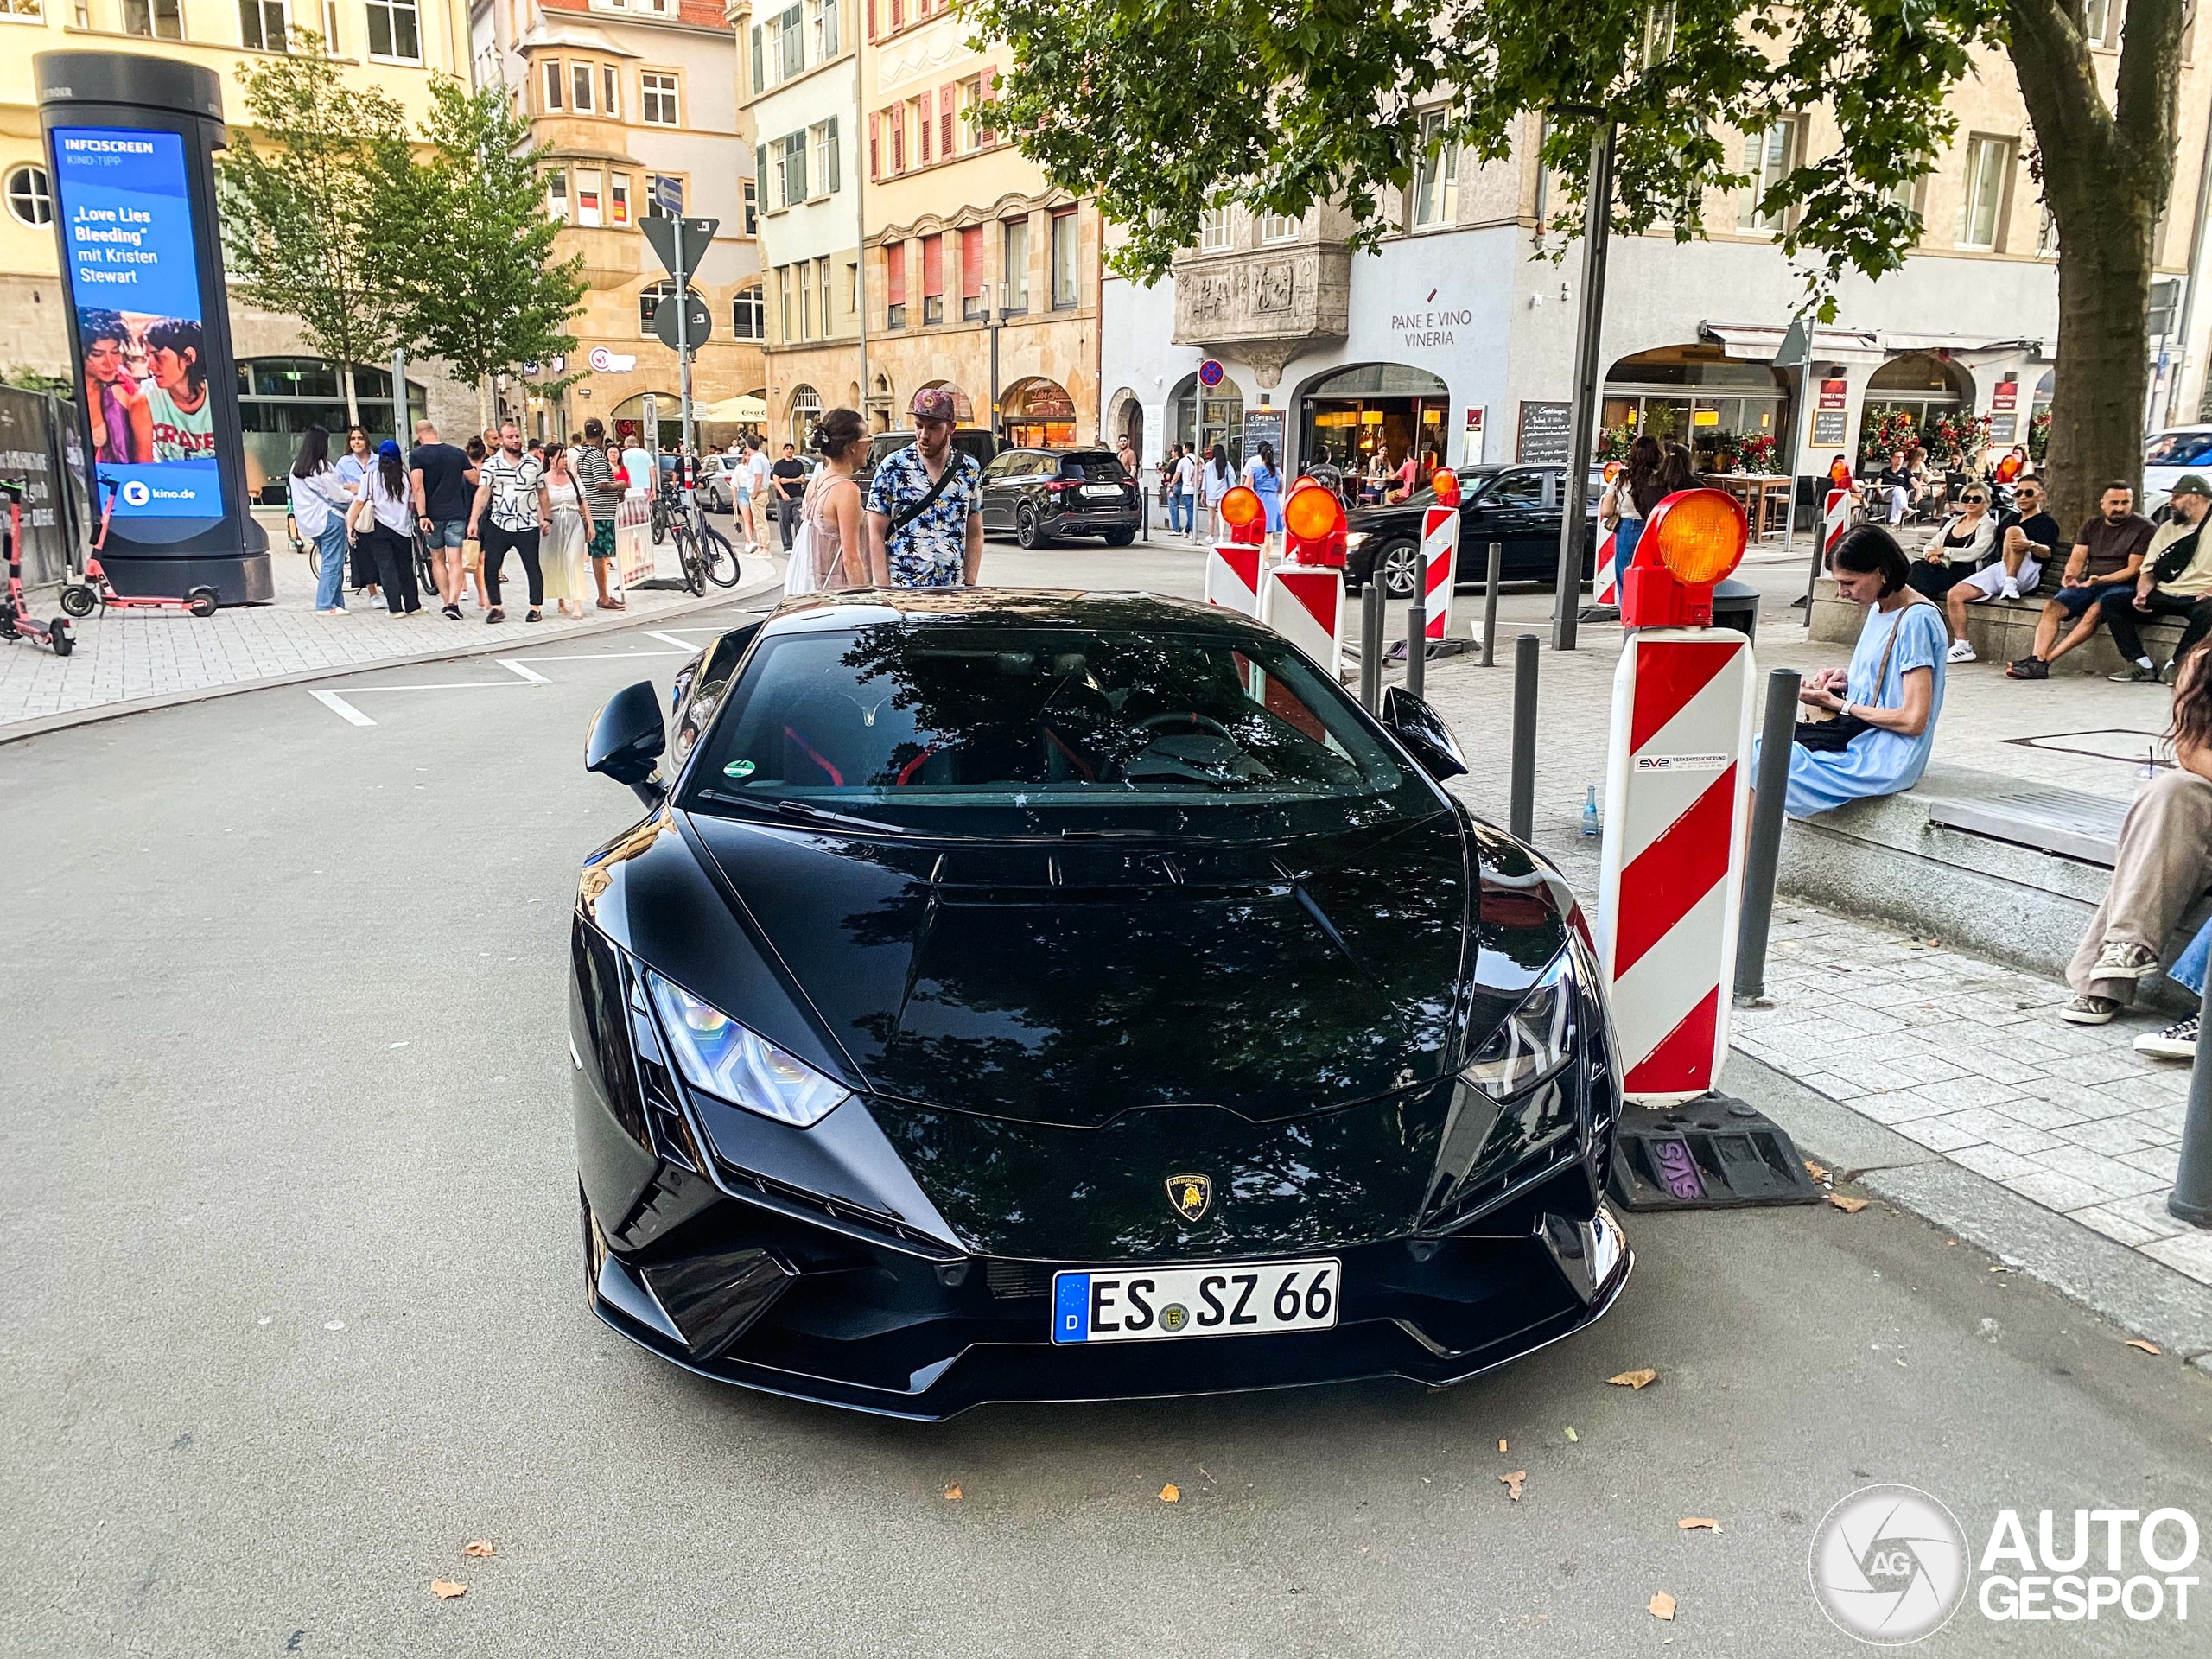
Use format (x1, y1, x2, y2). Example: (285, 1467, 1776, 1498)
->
(1432, 468, 1462, 508)
(1281, 477, 1347, 568)
(1622, 488, 1747, 629)
(1217, 485, 1266, 546)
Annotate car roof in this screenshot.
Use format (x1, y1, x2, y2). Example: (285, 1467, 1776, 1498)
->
(758, 587, 1261, 638)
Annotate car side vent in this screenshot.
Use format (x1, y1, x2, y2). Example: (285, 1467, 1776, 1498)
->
(614, 1162, 715, 1251)
(711, 1154, 961, 1261)
(986, 1260, 1052, 1300)
(637, 1059, 700, 1174)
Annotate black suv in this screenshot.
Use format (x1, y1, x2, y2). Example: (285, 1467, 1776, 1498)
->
(856, 429, 1004, 493)
(978, 448, 1142, 548)
(1345, 465, 1603, 593)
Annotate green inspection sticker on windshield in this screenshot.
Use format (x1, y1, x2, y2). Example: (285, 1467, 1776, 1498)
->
(724, 759, 756, 779)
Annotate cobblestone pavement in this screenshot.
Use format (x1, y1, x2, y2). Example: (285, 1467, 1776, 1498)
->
(1415, 598, 2212, 1291)
(0, 527, 768, 730)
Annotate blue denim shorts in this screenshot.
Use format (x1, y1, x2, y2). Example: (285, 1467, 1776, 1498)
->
(429, 518, 467, 550)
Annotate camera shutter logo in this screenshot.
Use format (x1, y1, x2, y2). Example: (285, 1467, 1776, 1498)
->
(1809, 1484, 1969, 1644)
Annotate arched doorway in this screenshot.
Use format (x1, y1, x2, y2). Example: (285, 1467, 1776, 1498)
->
(919, 378, 977, 424)
(1602, 344, 1788, 472)
(1170, 371, 1243, 467)
(1295, 362, 1450, 481)
(609, 391, 682, 450)
(1106, 386, 1142, 459)
(1001, 377, 1076, 447)
(788, 384, 821, 448)
(1861, 352, 1975, 463)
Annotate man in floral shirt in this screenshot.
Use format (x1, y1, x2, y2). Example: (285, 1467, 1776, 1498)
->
(864, 387, 983, 587)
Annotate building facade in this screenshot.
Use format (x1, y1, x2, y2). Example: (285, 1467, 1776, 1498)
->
(732, 0, 859, 447)
(1103, 40, 2212, 486)
(0, 2, 480, 498)
(470, 0, 763, 447)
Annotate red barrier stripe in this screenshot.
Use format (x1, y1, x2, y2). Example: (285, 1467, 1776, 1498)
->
(1611, 763, 1737, 976)
(1625, 985, 1720, 1096)
(1221, 543, 1262, 594)
(1629, 639, 1739, 754)
(1281, 569, 1337, 634)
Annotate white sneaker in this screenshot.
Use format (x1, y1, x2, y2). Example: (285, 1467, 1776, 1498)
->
(1946, 640, 1976, 663)
(1999, 577, 2020, 600)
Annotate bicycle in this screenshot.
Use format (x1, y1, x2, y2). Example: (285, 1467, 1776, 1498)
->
(667, 497, 738, 594)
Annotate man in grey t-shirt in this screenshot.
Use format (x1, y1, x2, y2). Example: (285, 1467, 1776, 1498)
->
(575, 417, 625, 607)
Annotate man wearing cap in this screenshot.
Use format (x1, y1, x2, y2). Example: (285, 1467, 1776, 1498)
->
(865, 387, 983, 587)
(2096, 474, 2212, 683)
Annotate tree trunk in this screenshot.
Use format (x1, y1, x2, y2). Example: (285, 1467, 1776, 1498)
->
(342, 362, 360, 429)
(2050, 224, 2154, 526)
(477, 373, 493, 436)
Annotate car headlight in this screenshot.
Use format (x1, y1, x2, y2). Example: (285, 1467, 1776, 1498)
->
(1461, 949, 1577, 1097)
(644, 969, 849, 1128)
(1344, 531, 1369, 551)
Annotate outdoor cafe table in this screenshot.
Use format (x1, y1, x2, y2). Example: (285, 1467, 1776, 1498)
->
(1702, 472, 1793, 541)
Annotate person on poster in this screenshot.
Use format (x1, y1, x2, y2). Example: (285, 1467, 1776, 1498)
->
(81, 308, 152, 464)
(143, 318, 213, 461)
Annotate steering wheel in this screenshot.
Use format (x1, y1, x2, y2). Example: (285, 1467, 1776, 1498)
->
(1131, 710, 1233, 741)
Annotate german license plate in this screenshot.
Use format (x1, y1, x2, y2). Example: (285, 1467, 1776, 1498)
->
(1051, 1258, 1340, 1344)
(1081, 483, 1122, 498)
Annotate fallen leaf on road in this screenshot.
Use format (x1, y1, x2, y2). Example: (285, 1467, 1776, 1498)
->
(1989, 1265, 2012, 1273)
(1159, 1484, 1181, 1503)
(430, 1580, 467, 1600)
(1804, 1160, 1827, 1181)
(1564, 1427, 1579, 1442)
(1649, 1592, 1676, 1621)
(1827, 1194, 1870, 1214)
(1678, 1517, 1719, 1531)
(2126, 1339, 2162, 1356)
(461, 1541, 495, 1559)
(1607, 1368, 1657, 1389)
(1499, 1471, 1526, 1501)
(1497, 1439, 1508, 1453)
(943, 1484, 963, 1501)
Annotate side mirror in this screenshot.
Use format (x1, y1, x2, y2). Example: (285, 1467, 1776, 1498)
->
(1382, 685, 1468, 780)
(587, 679, 668, 808)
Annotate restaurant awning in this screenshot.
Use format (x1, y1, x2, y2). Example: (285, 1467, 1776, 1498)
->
(1699, 323, 1884, 365)
(698, 394, 767, 423)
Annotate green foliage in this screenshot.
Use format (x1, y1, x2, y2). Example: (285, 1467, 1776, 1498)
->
(2027, 407, 2051, 463)
(1, 366, 74, 399)
(970, 0, 2006, 313)
(215, 32, 411, 415)
(385, 79, 584, 396)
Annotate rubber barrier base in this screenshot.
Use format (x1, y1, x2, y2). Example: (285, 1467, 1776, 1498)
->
(1606, 1095, 1823, 1211)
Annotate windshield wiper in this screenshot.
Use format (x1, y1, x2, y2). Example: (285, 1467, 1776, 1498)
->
(772, 798, 909, 835)
(1058, 827, 1173, 838)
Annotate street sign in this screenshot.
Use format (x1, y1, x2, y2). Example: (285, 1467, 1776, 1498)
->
(588, 346, 637, 373)
(641, 214, 719, 283)
(1777, 317, 1812, 366)
(1198, 359, 1224, 389)
(653, 291, 713, 354)
(652, 175, 684, 215)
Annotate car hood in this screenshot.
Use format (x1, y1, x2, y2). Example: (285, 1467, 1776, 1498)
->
(683, 810, 1471, 1128)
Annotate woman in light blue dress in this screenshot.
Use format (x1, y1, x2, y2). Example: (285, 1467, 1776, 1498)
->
(1771, 525, 1948, 817)
(1243, 441, 1285, 546)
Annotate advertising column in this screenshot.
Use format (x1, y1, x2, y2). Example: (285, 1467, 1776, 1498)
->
(36, 54, 270, 603)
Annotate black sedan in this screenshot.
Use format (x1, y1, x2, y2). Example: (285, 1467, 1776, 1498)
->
(1346, 465, 1602, 594)
(571, 589, 1630, 1418)
(977, 448, 1143, 548)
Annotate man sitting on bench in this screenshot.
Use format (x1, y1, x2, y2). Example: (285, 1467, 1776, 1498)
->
(2099, 474, 2212, 684)
(2063, 647, 2212, 1022)
(2006, 481, 2153, 679)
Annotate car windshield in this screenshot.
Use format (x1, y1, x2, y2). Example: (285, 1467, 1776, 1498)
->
(2146, 431, 2212, 467)
(683, 623, 1430, 838)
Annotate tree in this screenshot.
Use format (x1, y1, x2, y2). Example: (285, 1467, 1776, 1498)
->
(382, 79, 585, 434)
(975, 0, 2191, 525)
(217, 32, 410, 427)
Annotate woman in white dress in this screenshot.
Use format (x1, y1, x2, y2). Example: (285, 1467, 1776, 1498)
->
(541, 442, 594, 620)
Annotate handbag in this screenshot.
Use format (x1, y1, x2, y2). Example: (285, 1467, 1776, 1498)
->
(783, 521, 819, 596)
(1794, 601, 1918, 753)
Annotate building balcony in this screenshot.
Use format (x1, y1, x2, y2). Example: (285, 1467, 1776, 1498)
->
(1171, 241, 1352, 387)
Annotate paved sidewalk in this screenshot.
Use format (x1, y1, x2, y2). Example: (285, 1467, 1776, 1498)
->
(1, 529, 773, 731)
(1414, 602, 2212, 1300)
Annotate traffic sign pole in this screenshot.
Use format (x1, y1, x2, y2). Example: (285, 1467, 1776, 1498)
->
(675, 216, 692, 473)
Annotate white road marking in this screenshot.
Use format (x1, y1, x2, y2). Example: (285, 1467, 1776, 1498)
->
(497, 658, 551, 683)
(308, 690, 375, 726)
(645, 630, 702, 649)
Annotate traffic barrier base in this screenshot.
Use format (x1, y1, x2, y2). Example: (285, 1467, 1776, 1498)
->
(1262, 563, 1344, 677)
(1606, 1098, 1822, 1210)
(1205, 541, 1264, 617)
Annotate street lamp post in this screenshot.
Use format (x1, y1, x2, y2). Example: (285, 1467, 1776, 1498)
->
(988, 283, 1006, 443)
(1549, 119, 1618, 652)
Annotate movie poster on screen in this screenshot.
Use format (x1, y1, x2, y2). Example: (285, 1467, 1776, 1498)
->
(50, 125, 221, 521)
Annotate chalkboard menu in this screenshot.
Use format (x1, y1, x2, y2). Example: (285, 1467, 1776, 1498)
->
(1242, 407, 1287, 465)
(1517, 401, 1572, 465)
(1812, 409, 1847, 448)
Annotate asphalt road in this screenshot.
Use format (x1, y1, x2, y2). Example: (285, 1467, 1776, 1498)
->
(4, 537, 2209, 1658)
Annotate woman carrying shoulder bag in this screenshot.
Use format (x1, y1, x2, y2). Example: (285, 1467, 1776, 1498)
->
(790, 406, 870, 594)
(349, 441, 423, 615)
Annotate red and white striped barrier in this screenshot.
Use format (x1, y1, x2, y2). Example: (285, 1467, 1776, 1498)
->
(1419, 505, 1459, 640)
(1596, 627, 1755, 1104)
(1205, 540, 1264, 618)
(1824, 488, 1853, 564)
(1592, 520, 1620, 607)
(1262, 563, 1345, 677)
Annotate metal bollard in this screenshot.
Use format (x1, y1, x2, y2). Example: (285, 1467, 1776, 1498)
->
(1360, 581, 1385, 713)
(1480, 540, 1503, 667)
(1509, 633, 1538, 842)
(2172, 973, 2212, 1225)
(1406, 565, 1428, 701)
(1733, 668, 1802, 1006)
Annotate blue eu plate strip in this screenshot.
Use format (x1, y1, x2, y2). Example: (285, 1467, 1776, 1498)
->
(1052, 1273, 1090, 1344)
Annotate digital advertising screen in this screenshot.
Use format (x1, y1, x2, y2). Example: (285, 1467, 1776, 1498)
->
(50, 124, 222, 521)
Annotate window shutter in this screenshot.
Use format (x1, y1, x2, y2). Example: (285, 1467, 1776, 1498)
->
(756, 144, 770, 208)
(892, 107, 904, 172)
(961, 225, 984, 296)
(979, 70, 997, 145)
(868, 112, 880, 180)
(751, 26, 765, 93)
(940, 85, 956, 156)
(788, 131, 808, 203)
(825, 116, 841, 194)
(890, 0, 901, 28)
(922, 233, 943, 296)
(867, 0, 876, 40)
(917, 97, 931, 165)
(886, 242, 906, 306)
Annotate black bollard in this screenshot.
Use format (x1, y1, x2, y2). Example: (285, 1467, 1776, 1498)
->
(1733, 669, 1802, 1006)
(1407, 564, 1428, 701)
(1360, 581, 1385, 713)
(1480, 540, 1503, 667)
(1510, 633, 1538, 842)
(2171, 972, 2212, 1226)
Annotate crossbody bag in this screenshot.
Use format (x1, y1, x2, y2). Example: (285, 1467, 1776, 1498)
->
(1794, 601, 1922, 755)
(889, 457, 963, 537)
